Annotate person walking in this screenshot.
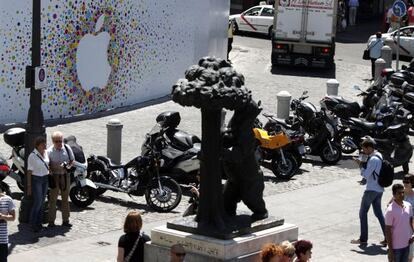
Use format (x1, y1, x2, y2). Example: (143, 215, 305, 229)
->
(47, 131, 74, 228)
(0, 185, 15, 262)
(117, 211, 150, 262)
(27, 136, 49, 233)
(367, 32, 384, 80)
(385, 183, 414, 262)
(348, 0, 359, 26)
(351, 138, 386, 245)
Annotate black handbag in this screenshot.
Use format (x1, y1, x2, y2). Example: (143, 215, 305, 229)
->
(362, 49, 370, 60)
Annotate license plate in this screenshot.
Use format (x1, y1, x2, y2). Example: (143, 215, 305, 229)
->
(298, 145, 305, 155)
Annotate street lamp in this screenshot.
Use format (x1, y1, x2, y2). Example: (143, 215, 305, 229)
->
(20, 0, 45, 223)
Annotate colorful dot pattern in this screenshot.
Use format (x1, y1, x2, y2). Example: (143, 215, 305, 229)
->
(0, 0, 193, 123)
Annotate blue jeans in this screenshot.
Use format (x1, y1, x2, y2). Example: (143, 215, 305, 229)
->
(29, 175, 48, 227)
(393, 245, 410, 262)
(359, 190, 385, 242)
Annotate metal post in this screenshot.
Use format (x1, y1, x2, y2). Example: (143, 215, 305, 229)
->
(381, 45, 393, 68)
(326, 79, 340, 96)
(20, 0, 45, 223)
(276, 91, 292, 119)
(396, 18, 401, 70)
(107, 119, 123, 164)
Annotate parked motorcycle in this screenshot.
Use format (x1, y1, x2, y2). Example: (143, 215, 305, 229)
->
(291, 91, 342, 164)
(0, 153, 12, 196)
(3, 128, 96, 207)
(141, 111, 200, 185)
(87, 123, 182, 212)
(253, 125, 299, 179)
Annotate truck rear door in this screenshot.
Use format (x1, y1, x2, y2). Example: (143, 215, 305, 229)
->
(306, 0, 336, 43)
(274, 0, 303, 41)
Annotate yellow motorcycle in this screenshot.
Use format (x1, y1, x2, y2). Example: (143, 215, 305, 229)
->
(253, 126, 299, 179)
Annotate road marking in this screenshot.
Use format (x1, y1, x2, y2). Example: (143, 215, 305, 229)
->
(240, 14, 257, 31)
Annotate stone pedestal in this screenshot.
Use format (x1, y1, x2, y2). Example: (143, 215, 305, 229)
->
(144, 223, 298, 262)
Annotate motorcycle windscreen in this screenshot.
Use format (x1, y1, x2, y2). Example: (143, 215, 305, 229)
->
(305, 0, 335, 43)
(275, 0, 303, 40)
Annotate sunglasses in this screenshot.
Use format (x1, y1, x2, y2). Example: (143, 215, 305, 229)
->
(173, 252, 186, 257)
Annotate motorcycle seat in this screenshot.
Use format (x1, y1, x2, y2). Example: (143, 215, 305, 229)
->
(349, 117, 377, 130)
(97, 156, 123, 169)
(168, 130, 201, 152)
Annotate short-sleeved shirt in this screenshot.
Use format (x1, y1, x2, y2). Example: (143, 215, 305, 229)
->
(47, 144, 74, 175)
(27, 149, 49, 177)
(361, 152, 384, 193)
(118, 232, 151, 261)
(0, 195, 15, 244)
(385, 200, 413, 249)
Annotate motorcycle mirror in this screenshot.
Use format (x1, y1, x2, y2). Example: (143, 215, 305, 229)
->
(302, 91, 308, 95)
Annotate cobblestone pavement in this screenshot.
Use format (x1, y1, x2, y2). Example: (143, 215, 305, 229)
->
(2, 27, 413, 255)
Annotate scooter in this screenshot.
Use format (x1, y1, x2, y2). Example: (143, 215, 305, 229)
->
(0, 153, 12, 196)
(3, 128, 96, 207)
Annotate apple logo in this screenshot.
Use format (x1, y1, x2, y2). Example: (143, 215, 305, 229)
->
(76, 14, 111, 91)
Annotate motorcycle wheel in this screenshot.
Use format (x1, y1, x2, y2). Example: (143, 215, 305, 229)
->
(145, 178, 182, 212)
(292, 151, 303, 168)
(338, 132, 358, 154)
(270, 152, 298, 180)
(320, 142, 342, 165)
(87, 169, 107, 196)
(70, 186, 96, 208)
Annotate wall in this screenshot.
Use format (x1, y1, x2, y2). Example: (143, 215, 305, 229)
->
(0, 0, 229, 124)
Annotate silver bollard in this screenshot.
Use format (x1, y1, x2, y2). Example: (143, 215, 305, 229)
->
(374, 58, 386, 82)
(107, 118, 123, 164)
(384, 37, 394, 49)
(276, 91, 292, 119)
(326, 79, 339, 96)
(381, 45, 392, 68)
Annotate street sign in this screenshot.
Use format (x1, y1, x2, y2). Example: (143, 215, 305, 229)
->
(34, 66, 47, 90)
(392, 0, 407, 18)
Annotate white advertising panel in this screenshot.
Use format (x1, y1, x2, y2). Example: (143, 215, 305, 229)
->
(0, 0, 229, 124)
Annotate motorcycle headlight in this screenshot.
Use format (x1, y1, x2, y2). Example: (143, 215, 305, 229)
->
(407, 114, 413, 120)
(325, 122, 335, 137)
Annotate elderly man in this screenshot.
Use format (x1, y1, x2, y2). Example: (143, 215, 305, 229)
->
(47, 131, 74, 228)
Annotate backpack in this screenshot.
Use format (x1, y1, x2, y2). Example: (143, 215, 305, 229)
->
(372, 154, 394, 187)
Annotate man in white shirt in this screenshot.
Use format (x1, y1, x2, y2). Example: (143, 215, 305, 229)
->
(351, 137, 386, 245)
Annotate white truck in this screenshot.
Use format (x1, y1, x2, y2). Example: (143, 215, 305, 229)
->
(271, 0, 338, 68)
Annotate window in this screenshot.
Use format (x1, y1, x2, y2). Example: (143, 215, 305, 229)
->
(261, 8, 274, 16)
(244, 7, 262, 16)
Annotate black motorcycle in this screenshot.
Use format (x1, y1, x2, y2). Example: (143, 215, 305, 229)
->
(87, 124, 182, 212)
(291, 91, 342, 164)
(141, 111, 200, 185)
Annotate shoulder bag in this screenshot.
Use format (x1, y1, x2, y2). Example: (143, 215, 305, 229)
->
(124, 234, 141, 262)
(363, 40, 381, 60)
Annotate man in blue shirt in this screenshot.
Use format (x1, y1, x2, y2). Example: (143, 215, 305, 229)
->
(351, 137, 386, 245)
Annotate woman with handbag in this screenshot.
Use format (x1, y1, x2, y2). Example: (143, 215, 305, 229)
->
(27, 136, 49, 233)
(117, 211, 150, 262)
(367, 32, 384, 80)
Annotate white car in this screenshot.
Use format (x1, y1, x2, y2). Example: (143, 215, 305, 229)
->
(368, 26, 414, 58)
(229, 5, 274, 37)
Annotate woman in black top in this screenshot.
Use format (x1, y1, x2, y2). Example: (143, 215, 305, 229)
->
(117, 211, 151, 262)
